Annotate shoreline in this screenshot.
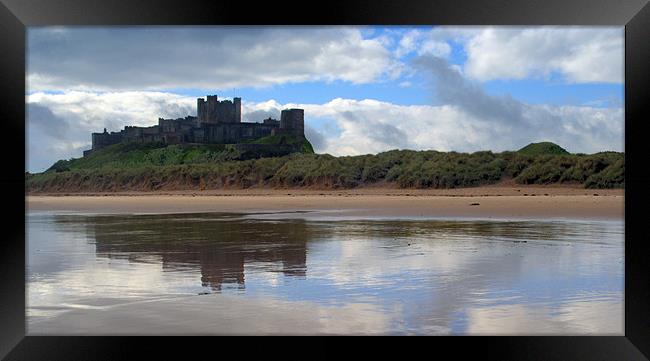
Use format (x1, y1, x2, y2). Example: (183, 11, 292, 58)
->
(27, 186, 624, 220)
(26, 183, 624, 197)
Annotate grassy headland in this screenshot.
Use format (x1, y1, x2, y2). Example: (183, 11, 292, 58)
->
(26, 141, 624, 193)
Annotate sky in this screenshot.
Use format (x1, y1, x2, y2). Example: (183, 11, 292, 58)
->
(26, 26, 624, 173)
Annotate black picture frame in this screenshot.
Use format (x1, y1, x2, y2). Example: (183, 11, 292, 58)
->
(2, 0, 649, 359)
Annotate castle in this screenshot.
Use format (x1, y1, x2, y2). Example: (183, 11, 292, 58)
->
(83, 94, 305, 156)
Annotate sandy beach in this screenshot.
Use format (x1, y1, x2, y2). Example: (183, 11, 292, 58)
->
(27, 185, 625, 335)
(27, 186, 624, 220)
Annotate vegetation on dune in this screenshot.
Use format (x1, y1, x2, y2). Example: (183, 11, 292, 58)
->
(27, 141, 624, 193)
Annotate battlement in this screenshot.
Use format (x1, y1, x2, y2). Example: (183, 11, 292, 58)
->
(84, 95, 304, 156)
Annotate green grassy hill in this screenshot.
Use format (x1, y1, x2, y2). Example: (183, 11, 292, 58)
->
(517, 142, 569, 156)
(247, 134, 314, 154)
(47, 135, 314, 172)
(27, 141, 624, 193)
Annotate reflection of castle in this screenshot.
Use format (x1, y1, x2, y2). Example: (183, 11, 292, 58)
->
(84, 214, 308, 291)
(83, 94, 305, 156)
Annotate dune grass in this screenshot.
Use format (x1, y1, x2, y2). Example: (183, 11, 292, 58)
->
(28, 141, 624, 192)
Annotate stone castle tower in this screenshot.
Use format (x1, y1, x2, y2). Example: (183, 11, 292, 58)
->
(280, 109, 304, 136)
(197, 95, 242, 124)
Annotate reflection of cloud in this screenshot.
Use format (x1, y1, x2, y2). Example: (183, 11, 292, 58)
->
(28, 256, 203, 327)
(465, 300, 623, 335)
(30, 294, 395, 335)
(314, 302, 393, 335)
(28, 215, 624, 335)
(313, 235, 473, 287)
(307, 220, 623, 335)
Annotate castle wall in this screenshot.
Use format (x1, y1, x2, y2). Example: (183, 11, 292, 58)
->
(123, 126, 143, 141)
(141, 125, 162, 143)
(263, 118, 280, 126)
(91, 129, 122, 151)
(202, 122, 278, 144)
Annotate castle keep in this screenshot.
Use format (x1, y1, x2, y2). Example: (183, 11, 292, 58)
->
(197, 95, 241, 123)
(83, 95, 305, 156)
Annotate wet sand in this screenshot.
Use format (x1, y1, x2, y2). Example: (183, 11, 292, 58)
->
(28, 293, 622, 336)
(27, 186, 624, 220)
(26, 189, 625, 335)
(28, 294, 401, 335)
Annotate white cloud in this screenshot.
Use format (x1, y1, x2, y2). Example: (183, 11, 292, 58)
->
(391, 26, 623, 84)
(395, 29, 420, 57)
(394, 29, 452, 58)
(245, 97, 623, 157)
(27, 27, 402, 92)
(462, 27, 623, 83)
(27, 26, 624, 98)
(418, 39, 452, 57)
(28, 91, 195, 130)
